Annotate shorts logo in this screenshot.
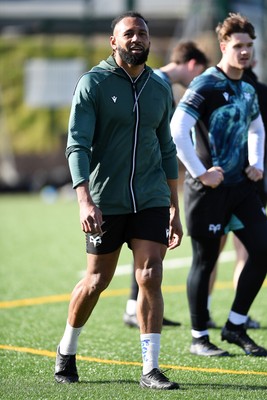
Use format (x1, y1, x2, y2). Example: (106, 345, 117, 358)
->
(89, 231, 106, 247)
(209, 224, 221, 234)
(166, 228, 170, 238)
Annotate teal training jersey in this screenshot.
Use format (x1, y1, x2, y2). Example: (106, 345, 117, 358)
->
(178, 66, 260, 185)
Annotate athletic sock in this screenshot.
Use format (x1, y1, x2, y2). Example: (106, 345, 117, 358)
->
(140, 333, 160, 375)
(126, 299, 137, 316)
(59, 320, 83, 355)
(191, 329, 209, 339)
(227, 311, 247, 328)
(207, 295, 212, 311)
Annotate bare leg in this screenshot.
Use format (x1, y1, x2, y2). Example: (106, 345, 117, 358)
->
(131, 239, 167, 334)
(232, 235, 248, 290)
(68, 248, 121, 328)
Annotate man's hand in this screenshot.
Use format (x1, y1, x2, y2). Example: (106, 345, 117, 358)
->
(245, 166, 263, 182)
(76, 182, 103, 234)
(79, 201, 103, 234)
(199, 166, 224, 188)
(168, 206, 183, 250)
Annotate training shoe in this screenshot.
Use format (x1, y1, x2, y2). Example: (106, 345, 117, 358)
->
(123, 312, 181, 328)
(190, 335, 229, 356)
(221, 326, 267, 356)
(54, 346, 79, 383)
(207, 317, 217, 329)
(162, 317, 181, 327)
(140, 368, 179, 390)
(244, 316, 260, 329)
(123, 312, 139, 328)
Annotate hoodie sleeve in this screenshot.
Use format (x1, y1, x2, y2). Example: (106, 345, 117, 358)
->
(66, 73, 96, 188)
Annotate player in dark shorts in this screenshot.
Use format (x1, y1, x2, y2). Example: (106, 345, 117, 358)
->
(123, 41, 209, 329)
(54, 12, 183, 390)
(171, 13, 267, 357)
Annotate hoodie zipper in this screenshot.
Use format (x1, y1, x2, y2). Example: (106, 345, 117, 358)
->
(121, 68, 151, 213)
(130, 85, 138, 213)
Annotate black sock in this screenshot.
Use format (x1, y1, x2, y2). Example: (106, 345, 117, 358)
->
(226, 320, 245, 331)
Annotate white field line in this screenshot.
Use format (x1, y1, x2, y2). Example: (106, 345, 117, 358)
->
(79, 250, 235, 278)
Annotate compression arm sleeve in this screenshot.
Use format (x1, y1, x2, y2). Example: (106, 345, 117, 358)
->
(248, 114, 265, 171)
(170, 108, 207, 178)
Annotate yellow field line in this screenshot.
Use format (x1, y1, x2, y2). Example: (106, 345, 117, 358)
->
(0, 294, 71, 308)
(0, 344, 266, 377)
(0, 281, 266, 309)
(0, 282, 228, 309)
(0, 289, 129, 309)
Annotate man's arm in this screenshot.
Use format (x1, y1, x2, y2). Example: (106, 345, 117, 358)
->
(75, 182, 103, 234)
(167, 177, 183, 249)
(171, 108, 224, 188)
(247, 114, 265, 179)
(171, 108, 206, 177)
(245, 113, 265, 182)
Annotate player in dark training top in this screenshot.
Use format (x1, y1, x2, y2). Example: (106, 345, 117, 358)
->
(171, 13, 267, 357)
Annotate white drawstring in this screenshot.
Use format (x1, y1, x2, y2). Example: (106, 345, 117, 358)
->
(120, 67, 152, 112)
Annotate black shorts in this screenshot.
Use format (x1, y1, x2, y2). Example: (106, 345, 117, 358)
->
(85, 207, 170, 254)
(184, 174, 267, 237)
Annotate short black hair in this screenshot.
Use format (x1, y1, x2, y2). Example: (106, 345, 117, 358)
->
(111, 11, 148, 33)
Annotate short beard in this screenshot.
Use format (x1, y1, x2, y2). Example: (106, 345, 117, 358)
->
(117, 45, 149, 66)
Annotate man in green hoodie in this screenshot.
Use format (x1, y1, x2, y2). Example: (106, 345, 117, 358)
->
(54, 11, 183, 390)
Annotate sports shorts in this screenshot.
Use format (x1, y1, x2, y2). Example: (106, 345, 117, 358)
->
(85, 207, 170, 254)
(184, 174, 266, 238)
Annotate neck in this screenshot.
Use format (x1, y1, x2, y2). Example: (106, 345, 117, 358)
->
(160, 63, 184, 85)
(114, 55, 145, 78)
(217, 61, 243, 80)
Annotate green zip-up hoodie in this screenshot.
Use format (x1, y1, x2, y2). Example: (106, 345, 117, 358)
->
(66, 55, 178, 215)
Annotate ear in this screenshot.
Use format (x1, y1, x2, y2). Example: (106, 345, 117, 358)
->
(110, 35, 117, 51)
(187, 59, 196, 71)
(220, 42, 227, 54)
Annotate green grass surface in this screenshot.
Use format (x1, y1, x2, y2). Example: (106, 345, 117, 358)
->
(0, 194, 266, 399)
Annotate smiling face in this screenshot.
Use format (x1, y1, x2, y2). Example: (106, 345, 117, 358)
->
(110, 16, 150, 75)
(219, 32, 254, 78)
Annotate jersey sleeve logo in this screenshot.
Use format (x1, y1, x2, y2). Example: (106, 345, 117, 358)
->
(180, 89, 204, 109)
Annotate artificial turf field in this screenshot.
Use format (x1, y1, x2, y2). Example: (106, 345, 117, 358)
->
(0, 193, 266, 400)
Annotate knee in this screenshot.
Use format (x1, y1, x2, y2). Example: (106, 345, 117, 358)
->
(136, 262, 163, 290)
(83, 273, 110, 296)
